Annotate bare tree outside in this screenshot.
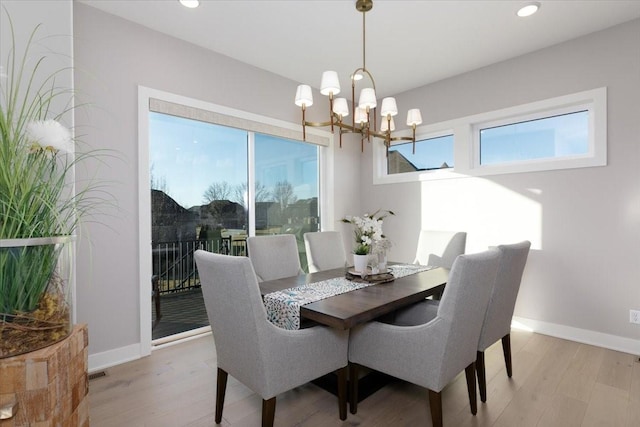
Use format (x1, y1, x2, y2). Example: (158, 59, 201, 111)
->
(203, 181, 233, 203)
(233, 181, 271, 207)
(272, 181, 297, 209)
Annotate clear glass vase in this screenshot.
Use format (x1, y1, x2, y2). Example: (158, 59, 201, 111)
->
(0, 236, 74, 358)
(377, 251, 388, 272)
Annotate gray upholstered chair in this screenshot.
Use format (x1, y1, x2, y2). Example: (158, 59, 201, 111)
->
(392, 241, 532, 403)
(303, 231, 347, 273)
(476, 240, 531, 402)
(247, 234, 304, 282)
(413, 230, 467, 269)
(348, 249, 501, 427)
(194, 250, 349, 426)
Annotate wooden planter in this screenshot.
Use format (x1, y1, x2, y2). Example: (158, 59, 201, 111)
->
(0, 324, 89, 426)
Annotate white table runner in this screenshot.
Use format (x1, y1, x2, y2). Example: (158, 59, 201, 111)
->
(264, 264, 434, 330)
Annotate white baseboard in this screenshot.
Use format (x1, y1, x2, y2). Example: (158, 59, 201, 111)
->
(89, 319, 639, 373)
(512, 316, 640, 355)
(152, 327, 211, 350)
(88, 328, 212, 373)
(88, 343, 144, 373)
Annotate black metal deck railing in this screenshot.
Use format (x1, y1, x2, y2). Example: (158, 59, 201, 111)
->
(152, 238, 248, 296)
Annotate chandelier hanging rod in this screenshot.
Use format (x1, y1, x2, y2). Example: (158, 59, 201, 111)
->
(294, 0, 423, 154)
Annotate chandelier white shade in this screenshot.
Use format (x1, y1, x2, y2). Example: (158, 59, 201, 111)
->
(380, 97, 398, 117)
(380, 117, 395, 132)
(294, 85, 313, 108)
(320, 71, 341, 96)
(354, 107, 368, 125)
(407, 109, 423, 126)
(294, 0, 422, 153)
(358, 88, 377, 110)
(333, 98, 349, 118)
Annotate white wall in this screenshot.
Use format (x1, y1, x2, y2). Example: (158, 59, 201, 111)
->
(362, 19, 640, 353)
(1, 0, 72, 100)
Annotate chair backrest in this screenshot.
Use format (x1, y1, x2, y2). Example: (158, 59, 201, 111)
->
(430, 249, 501, 389)
(304, 231, 347, 273)
(478, 241, 531, 351)
(413, 230, 467, 269)
(194, 250, 271, 393)
(247, 234, 302, 281)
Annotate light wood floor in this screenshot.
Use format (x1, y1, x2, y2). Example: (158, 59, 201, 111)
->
(89, 329, 640, 426)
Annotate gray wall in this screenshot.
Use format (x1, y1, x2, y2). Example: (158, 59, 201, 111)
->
(362, 19, 640, 350)
(1, 1, 72, 103)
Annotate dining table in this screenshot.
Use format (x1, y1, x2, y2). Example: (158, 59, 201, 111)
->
(258, 263, 449, 404)
(258, 264, 449, 330)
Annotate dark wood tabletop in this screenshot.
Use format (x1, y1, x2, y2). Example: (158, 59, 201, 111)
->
(258, 265, 449, 330)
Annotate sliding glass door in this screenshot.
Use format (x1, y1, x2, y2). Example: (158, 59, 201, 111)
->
(148, 112, 320, 340)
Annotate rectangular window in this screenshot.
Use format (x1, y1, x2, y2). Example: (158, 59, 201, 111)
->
(479, 110, 589, 165)
(374, 87, 606, 184)
(387, 134, 454, 174)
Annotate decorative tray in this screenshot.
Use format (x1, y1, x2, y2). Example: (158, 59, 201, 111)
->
(346, 270, 395, 284)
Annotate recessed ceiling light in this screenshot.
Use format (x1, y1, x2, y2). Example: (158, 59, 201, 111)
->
(179, 0, 200, 9)
(517, 2, 541, 18)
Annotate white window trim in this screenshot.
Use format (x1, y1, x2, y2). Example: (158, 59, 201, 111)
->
(374, 87, 607, 184)
(137, 86, 333, 355)
(373, 124, 465, 185)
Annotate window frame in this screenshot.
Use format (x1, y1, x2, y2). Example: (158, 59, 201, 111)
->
(137, 86, 333, 354)
(374, 124, 464, 184)
(373, 87, 607, 184)
(386, 132, 455, 174)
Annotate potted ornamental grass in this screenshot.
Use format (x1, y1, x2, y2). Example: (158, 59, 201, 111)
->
(0, 18, 105, 358)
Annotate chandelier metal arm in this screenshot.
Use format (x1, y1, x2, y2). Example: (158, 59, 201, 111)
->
(302, 115, 417, 155)
(302, 120, 335, 128)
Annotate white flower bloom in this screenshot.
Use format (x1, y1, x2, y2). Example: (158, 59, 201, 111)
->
(26, 120, 73, 154)
(342, 210, 395, 255)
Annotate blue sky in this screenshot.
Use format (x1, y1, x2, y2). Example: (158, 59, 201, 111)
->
(480, 110, 588, 164)
(149, 112, 248, 208)
(389, 134, 454, 170)
(149, 113, 318, 209)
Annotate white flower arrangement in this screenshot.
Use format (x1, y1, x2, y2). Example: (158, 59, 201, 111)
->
(341, 209, 394, 255)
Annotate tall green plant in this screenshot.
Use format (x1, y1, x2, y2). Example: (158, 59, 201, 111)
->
(0, 13, 103, 315)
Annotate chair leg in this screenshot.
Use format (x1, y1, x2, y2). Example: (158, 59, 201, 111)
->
(262, 397, 276, 427)
(465, 362, 478, 415)
(336, 366, 348, 420)
(349, 363, 359, 414)
(476, 350, 487, 403)
(215, 368, 228, 424)
(502, 334, 513, 377)
(428, 389, 443, 427)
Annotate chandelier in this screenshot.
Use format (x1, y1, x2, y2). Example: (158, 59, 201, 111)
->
(294, 0, 423, 154)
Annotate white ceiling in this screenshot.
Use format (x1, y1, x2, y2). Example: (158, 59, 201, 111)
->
(76, 0, 640, 98)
